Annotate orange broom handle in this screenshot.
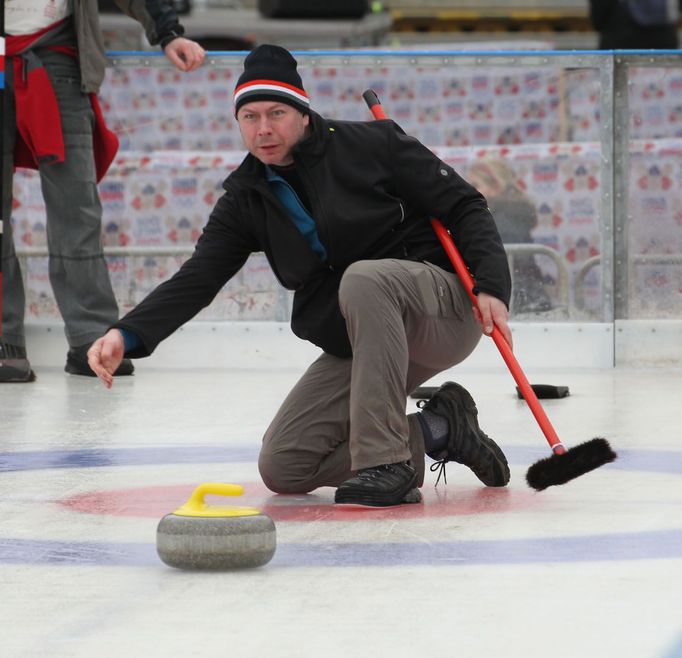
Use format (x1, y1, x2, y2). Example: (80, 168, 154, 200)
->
(363, 90, 566, 455)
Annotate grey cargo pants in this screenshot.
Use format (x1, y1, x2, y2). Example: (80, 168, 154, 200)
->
(1, 50, 119, 348)
(258, 258, 482, 493)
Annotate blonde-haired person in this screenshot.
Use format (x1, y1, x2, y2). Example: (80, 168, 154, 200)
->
(467, 159, 551, 315)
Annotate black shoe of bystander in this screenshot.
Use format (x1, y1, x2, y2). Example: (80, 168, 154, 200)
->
(0, 343, 36, 383)
(65, 344, 134, 377)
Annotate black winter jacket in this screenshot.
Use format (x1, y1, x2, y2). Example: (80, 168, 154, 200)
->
(115, 113, 511, 358)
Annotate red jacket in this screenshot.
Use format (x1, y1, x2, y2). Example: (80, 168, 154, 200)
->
(7, 19, 118, 182)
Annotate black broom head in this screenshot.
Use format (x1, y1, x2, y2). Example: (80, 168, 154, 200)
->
(516, 384, 570, 399)
(526, 437, 617, 491)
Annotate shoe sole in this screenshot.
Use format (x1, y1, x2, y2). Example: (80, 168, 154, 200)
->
(445, 383, 510, 487)
(0, 359, 36, 383)
(64, 360, 135, 377)
(401, 487, 423, 504)
(334, 472, 419, 507)
(64, 362, 98, 377)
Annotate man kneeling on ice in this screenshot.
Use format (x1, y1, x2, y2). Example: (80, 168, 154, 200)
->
(88, 45, 513, 507)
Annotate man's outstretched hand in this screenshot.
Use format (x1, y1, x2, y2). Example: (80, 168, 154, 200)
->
(88, 329, 125, 389)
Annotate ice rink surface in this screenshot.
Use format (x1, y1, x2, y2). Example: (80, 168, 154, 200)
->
(2, 361, 681, 658)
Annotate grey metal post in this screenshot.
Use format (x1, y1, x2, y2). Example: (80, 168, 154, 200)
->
(612, 54, 631, 321)
(598, 52, 617, 326)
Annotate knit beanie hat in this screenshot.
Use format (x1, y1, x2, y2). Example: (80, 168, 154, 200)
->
(234, 44, 310, 116)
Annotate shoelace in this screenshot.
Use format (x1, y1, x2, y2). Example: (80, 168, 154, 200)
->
(417, 399, 448, 486)
(355, 463, 409, 484)
(355, 467, 383, 481)
(355, 464, 399, 481)
(429, 459, 448, 486)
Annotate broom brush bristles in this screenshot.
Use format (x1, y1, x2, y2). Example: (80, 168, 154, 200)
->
(526, 438, 617, 491)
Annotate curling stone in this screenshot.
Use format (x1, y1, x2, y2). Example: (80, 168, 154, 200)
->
(156, 483, 276, 570)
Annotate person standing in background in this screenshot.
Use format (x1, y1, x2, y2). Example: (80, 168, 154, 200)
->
(0, 0, 205, 382)
(466, 159, 552, 315)
(589, 0, 681, 49)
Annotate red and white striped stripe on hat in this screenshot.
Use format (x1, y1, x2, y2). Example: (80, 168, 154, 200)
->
(234, 78, 310, 112)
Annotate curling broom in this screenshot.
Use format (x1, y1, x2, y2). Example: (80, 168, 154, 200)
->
(362, 88, 616, 490)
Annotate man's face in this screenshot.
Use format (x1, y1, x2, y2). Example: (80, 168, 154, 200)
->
(237, 101, 310, 166)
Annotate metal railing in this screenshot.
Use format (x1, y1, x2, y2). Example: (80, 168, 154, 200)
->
(16, 241, 573, 317)
(506, 243, 570, 314)
(575, 253, 682, 312)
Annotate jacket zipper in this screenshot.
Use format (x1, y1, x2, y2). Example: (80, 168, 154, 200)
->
(294, 158, 334, 271)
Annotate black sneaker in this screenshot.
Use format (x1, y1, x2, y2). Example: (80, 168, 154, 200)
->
(65, 344, 134, 377)
(401, 487, 423, 504)
(0, 343, 36, 383)
(335, 461, 418, 507)
(419, 381, 510, 487)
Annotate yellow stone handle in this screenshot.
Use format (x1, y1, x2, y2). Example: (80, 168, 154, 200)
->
(187, 482, 244, 508)
(173, 482, 262, 518)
